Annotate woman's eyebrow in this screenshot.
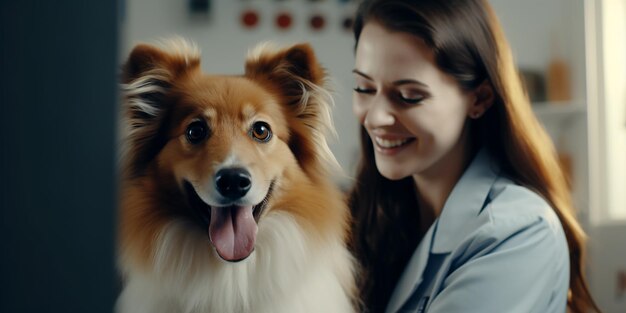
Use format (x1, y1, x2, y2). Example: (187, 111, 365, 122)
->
(353, 69, 429, 88)
(392, 79, 429, 88)
(352, 69, 373, 80)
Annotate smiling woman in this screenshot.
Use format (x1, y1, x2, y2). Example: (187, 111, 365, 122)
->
(347, 0, 601, 312)
(352, 23, 487, 183)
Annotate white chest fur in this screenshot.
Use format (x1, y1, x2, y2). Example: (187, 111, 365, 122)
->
(116, 212, 355, 313)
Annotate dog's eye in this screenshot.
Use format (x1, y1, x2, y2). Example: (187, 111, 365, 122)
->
(251, 121, 272, 142)
(186, 120, 209, 144)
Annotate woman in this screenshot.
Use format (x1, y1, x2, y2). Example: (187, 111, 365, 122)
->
(348, 0, 600, 312)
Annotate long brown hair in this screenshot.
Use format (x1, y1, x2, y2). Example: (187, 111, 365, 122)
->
(348, 0, 600, 312)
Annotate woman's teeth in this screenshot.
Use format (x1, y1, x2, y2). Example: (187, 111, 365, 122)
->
(375, 137, 411, 148)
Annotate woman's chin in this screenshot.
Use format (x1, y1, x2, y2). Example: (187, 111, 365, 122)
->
(375, 164, 412, 181)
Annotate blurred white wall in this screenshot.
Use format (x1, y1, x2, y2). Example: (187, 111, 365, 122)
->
(601, 0, 626, 220)
(589, 222, 626, 312)
(588, 1, 626, 311)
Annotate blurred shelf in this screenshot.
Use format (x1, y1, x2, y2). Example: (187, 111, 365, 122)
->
(531, 101, 587, 120)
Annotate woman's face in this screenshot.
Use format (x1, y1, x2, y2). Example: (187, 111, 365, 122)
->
(353, 22, 474, 181)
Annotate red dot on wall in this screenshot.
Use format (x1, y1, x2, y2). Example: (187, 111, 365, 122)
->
(241, 10, 259, 29)
(276, 12, 292, 30)
(310, 14, 325, 31)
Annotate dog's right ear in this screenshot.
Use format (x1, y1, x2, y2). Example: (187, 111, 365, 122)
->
(123, 44, 169, 83)
(122, 41, 200, 83)
(122, 44, 173, 124)
(120, 39, 200, 174)
(122, 41, 200, 109)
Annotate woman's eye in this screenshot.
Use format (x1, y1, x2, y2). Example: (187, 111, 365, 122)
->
(399, 93, 425, 104)
(251, 121, 272, 143)
(186, 120, 209, 144)
(353, 87, 376, 94)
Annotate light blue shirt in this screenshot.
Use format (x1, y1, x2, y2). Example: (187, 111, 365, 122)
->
(386, 149, 570, 313)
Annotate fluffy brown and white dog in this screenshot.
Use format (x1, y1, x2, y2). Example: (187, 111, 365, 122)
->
(115, 39, 356, 313)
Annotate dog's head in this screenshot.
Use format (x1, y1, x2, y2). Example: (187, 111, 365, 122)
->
(120, 39, 337, 262)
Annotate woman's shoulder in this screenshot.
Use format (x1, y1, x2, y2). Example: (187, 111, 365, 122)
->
(444, 176, 570, 281)
(429, 179, 570, 313)
(469, 176, 568, 252)
(485, 177, 562, 229)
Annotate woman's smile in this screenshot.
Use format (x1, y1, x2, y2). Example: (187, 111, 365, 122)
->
(372, 135, 416, 155)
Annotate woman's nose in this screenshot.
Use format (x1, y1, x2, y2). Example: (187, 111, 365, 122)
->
(364, 96, 395, 129)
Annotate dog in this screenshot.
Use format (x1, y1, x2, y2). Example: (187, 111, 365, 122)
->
(115, 38, 356, 313)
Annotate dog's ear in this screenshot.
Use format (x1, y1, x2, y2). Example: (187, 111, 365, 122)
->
(245, 43, 325, 106)
(123, 42, 200, 83)
(120, 39, 200, 175)
(123, 44, 164, 83)
(245, 43, 340, 179)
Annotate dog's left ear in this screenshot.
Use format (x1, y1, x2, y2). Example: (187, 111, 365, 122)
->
(245, 43, 325, 106)
(245, 43, 339, 179)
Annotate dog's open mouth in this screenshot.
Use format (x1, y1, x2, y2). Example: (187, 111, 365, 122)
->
(183, 181, 274, 262)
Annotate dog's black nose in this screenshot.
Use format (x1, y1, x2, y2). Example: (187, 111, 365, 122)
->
(215, 168, 252, 199)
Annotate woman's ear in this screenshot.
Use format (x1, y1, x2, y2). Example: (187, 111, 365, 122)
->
(468, 80, 494, 119)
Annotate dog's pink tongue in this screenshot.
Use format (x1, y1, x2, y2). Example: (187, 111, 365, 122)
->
(209, 205, 257, 261)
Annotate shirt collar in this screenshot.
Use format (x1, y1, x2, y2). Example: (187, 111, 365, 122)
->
(385, 223, 436, 313)
(430, 148, 501, 254)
